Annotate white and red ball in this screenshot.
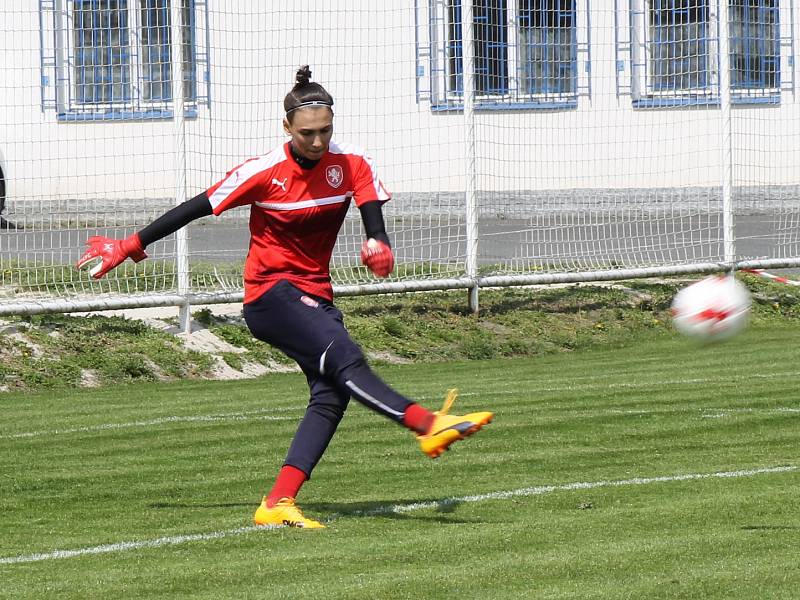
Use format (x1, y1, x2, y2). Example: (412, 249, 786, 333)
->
(670, 275, 751, 342)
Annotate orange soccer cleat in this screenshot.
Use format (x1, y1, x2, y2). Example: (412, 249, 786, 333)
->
(416, 389, 493, 459)
(253, 497, 325, 529)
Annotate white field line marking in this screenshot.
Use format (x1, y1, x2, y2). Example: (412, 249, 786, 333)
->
(331, 465, 798, 517)
(606, 407, 800, 418)
(1, 465, 795, 566)
(5, 401, 797, 442)
(0, 408, 300, 440)
(7, 367, 787, 439)
(392, 371, 800, 404)
(702, 407, 800, 419)
(0, 527, 270, 565)
(456, 371, 800, 397)
(3, 369, 797, 442)
(606, 407, 800, 417)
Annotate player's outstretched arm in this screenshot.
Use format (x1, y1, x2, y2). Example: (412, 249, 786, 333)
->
(76, 192, 213, 279)
(358, 200, 394, 278)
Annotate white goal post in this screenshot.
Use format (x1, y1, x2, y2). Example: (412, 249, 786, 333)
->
(0, 0, 798, 319)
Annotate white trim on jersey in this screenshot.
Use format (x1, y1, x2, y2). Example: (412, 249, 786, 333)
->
(255, 193, 353, 212)
(329, 140, 391, 202)
(328, 140, 364, 156)
(208, 147, 286, 211)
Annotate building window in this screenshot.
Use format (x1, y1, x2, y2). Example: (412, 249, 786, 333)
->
(626, 0, 784, 106)
(729, 0, 780, 93)
(418, 0, 588, 110)
(139, 0, 197, 102)
(648, 0, 710, 93)
(446, 1, 510, 96)
(41, 0, 208, 120)
(518, 0, 577, 96)
(73, 0, 131, 105)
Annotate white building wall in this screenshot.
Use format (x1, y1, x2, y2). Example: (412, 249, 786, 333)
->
(0, 0, 797, 205)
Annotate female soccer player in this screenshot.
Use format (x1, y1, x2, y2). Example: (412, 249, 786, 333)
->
(77, 66, 493, 529)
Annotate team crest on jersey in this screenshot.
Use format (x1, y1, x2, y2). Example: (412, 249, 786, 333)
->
(325, 165, 343, 189)
(300, 295, 319, 308)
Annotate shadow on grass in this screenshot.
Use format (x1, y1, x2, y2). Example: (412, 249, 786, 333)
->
(305, 497, 488, 525)
(149, 497, 485, 524)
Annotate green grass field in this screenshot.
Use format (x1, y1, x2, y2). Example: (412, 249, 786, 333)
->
(1, 324, 799, 599)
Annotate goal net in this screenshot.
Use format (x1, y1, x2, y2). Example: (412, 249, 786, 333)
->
(0, 0, 798, 315)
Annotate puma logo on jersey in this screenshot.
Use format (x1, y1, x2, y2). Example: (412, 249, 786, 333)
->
(272, 177, 287, 191)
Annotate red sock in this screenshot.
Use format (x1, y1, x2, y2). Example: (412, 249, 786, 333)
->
(403, 403, 435, 435)
(266, 465, 308, 508)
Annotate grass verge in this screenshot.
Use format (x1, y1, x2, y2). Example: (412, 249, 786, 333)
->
(2, 273, 800, 392)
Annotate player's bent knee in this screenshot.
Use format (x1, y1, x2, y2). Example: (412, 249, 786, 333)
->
(319, 342, 366, 378)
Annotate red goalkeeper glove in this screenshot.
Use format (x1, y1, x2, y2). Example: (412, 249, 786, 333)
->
(361, 238, 394, 278)
(76, 233, 148, 279)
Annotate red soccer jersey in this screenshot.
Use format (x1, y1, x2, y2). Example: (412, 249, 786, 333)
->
(206, 141, 391, 303)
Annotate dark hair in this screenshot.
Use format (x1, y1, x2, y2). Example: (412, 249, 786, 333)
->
(283, 66, 334, 122)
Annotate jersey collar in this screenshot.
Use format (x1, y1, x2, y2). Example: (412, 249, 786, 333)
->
(286, 142, 323, 171)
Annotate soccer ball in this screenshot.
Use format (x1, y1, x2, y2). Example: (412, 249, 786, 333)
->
(670, 275, 751, 342)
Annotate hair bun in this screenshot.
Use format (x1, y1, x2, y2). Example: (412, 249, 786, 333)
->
(295, 65, 312, 86)
(284, 65, 333, 116)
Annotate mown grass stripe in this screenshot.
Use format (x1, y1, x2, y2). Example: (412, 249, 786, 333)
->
(4, 403, 797, 441)
(2, 465, 794, 566)
(0, 409, 300, 440)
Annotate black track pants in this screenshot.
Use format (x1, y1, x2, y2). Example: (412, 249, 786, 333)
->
(243, 280, 413, 475)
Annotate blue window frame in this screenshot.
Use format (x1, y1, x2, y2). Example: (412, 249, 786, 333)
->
(140, 0, 198, 103)
(729, 0, 780, 93)
(40, 0, 209, 120)
(140, 0, 172, 102)
(621, 0, 788, 107)
(418, 0, 588, 110)
(446, 1, 465, 94)
(518, 0, 577, 96)
(474, 1, 510, 95)
(446, 1, 509, 95)
(74, 0, 131, 104)
(649, 0, 710, 93)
